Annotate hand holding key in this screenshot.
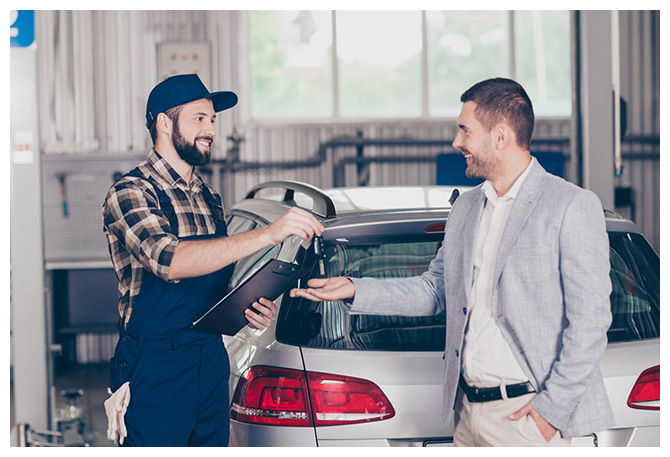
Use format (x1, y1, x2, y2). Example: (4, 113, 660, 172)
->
(264, 207, 324, 246)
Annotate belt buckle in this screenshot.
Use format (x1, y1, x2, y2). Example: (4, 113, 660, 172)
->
(499, 383, 507, 401)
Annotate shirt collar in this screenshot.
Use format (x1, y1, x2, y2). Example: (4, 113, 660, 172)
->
(146, 149, 203, 191)
(481, 157, 535, 203)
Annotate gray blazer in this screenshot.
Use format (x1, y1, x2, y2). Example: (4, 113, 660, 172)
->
(349, 161, 615, 437)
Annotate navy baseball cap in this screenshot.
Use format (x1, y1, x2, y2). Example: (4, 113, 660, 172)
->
(145, 74, 238, 128)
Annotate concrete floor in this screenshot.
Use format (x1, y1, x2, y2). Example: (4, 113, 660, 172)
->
(52, 363, 115, 447)
(11, 363, 114, 447)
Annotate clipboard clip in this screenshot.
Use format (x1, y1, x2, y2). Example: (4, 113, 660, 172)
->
(272, 262, 301, 277)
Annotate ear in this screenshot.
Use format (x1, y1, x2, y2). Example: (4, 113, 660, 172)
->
(492, 123, 512, 150)
(156, 112, 173, 136)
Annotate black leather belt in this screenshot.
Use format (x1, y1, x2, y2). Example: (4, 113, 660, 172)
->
(459, 376, 535, 403)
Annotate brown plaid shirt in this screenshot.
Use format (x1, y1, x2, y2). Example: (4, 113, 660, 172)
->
(102, 149, 223, 325)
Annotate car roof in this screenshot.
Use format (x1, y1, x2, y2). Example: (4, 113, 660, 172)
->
(233, 181, 640, 233)
(323, 185, 465, 213)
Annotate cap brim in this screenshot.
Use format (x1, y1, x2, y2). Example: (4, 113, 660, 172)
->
(208, 91, 238, 113)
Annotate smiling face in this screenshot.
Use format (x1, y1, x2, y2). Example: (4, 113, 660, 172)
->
(171, 98, 217, 167)
(452, 101, 501, 181)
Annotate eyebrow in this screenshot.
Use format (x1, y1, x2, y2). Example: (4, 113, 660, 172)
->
(193, 111, 216, 119)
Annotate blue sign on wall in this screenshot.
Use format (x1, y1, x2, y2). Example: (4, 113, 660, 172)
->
(10, 10, 35, 48)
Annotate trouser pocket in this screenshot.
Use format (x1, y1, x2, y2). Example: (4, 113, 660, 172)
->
(110, 339, 144, 392)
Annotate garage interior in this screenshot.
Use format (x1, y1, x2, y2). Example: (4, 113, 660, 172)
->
(8, 10, 660, 447)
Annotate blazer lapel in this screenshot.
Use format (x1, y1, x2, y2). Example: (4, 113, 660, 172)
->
(461, 190, 486, 303)
(492, 162, 546, 290)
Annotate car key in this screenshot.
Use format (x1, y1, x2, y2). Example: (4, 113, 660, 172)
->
(313, 235, 326, 276)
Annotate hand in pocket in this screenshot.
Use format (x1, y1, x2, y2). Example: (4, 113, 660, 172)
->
(509, 402, 557, 442)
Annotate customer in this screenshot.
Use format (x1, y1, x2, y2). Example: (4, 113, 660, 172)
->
(102, 74, 323, 446)
(291, 77, 614, 446)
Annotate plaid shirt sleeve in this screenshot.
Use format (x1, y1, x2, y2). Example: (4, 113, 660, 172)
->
(103, 176, 178, 281)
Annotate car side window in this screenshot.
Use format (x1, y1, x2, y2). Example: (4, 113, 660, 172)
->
(607, 232, 660, 342)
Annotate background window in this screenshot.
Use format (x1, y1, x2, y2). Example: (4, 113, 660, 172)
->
(426, 11, 509, 117)
(336, 10, 423, 118)
(514, 11, 572, 116)
(247, 10, 572, 120)
(249, 10, 333, 118)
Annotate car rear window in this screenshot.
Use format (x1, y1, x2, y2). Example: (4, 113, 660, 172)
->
(275, 231, 660, 350)
(277, 234, 447, 351)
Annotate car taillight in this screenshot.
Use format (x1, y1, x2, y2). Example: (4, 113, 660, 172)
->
(230, 366, 396, 427)
(230, 366, 312, 426)
(307, 371, 395, 426)
(425, 223, 445, 233)
(627, 365, 660, 410)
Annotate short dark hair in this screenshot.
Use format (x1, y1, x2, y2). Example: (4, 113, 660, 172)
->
(148, 105, 182, 144)
(460, 78, 534, 150)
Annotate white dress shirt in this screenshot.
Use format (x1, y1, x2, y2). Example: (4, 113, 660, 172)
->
(461, 158, 535, 387)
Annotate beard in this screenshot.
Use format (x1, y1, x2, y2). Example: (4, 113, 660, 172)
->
(463, 143, 500, 180)
(172, 124, 213, 167)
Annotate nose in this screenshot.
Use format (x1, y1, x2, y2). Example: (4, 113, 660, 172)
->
(452, 132, 462, 150)
(203, 119, 217, 138)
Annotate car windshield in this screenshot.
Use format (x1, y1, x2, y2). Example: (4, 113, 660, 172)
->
(275, 231, 660, 350)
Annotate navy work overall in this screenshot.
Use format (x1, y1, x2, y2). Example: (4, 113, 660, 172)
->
(110, 171, 234, 446)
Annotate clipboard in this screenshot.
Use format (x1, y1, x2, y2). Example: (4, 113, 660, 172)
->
(191, 258, 310, 335)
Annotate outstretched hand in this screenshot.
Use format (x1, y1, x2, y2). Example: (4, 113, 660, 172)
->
(290, 277, 355, 302)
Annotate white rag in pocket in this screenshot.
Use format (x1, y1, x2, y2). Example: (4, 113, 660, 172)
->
(104, 382, 130, 445)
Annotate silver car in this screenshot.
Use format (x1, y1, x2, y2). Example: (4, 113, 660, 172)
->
(222, 181, 660, 447)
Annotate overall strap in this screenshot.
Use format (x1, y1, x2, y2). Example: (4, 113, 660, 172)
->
(200, 183, 228, 236)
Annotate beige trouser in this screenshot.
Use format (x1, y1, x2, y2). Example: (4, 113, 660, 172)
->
(454, 388, 572, 447)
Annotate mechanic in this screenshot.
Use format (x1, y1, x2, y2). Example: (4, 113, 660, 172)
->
(102, 74, 324, 446)
(291, 77, 614, 446)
